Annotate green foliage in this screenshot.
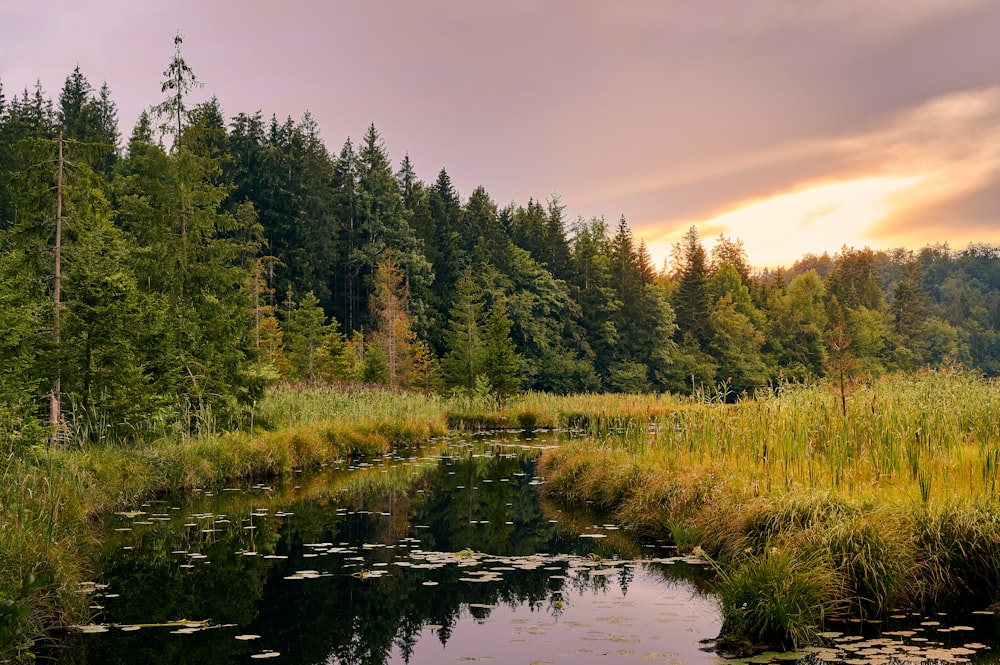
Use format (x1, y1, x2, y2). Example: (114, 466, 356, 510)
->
(605, 361, 651, 394)
(671, 225, 712, 347)
(282, 289, 345, 382)
(716, 548, 842, 648)
(361, 344, 390, 385)
(479, 299, 523, 399)
(2, 44, 1000, 464)
(442, 269, 485, 391)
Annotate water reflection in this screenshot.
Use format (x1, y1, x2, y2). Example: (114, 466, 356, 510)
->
(60, 432, 723, 664)
(60, 431, 1000, 665)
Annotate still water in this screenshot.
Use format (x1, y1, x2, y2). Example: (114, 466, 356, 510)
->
(60, 432, 724, 664)
(60, 431, 1000, 664)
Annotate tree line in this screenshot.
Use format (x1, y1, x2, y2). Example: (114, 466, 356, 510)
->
(2, 41, 998, 447)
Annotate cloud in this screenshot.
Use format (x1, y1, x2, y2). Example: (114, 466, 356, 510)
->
(629, 84, 1000, 268)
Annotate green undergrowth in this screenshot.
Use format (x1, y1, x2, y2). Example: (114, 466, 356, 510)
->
(539, 369, 1000, 650)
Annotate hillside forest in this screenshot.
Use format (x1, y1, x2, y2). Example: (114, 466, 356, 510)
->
(2, 44, 999, 448)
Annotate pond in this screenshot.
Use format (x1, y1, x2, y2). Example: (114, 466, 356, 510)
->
(60, 431, 1000, 664)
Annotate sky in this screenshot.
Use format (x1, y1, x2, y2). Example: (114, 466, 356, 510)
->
(3, 0, 1000, 269)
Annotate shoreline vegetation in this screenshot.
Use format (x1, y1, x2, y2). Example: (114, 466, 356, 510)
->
(540, 369, 1000, 650)
(3, 370, 1000, 659)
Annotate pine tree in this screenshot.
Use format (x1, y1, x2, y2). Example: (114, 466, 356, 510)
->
(283, 290, 330, 382)
(479, 298, 522, 399)
(354, 124, 432, 334)
(671, 226, 711, 347)
(115, 35, 265, 428)
(568, 216, 620, 381)
(442, 269, 485, 391)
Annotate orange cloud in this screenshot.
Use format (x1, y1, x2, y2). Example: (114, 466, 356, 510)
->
(633, 85, 1000, 268)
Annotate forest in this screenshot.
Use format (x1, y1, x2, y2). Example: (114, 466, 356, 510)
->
(2, 41, 1000, 450)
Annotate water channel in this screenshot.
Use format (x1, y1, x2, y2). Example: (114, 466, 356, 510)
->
(59, 431, 1000, 664)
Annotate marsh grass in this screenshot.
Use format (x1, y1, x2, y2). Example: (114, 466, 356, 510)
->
(714, 546, 844, 650)
(540, 369, 1000, 647)
(6, 373, 1000, 656)
(445, 390, 687, 431)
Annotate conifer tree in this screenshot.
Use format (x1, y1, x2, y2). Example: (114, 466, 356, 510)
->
(442, 269, 485, 391)
(283, 289, 330, 382)
(115, 35, 265, 428)
(369, 255, 416, 389)
(671, 226, 711, 347)
(479, 298, 522, 399)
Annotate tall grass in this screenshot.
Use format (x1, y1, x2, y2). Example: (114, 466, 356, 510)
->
(445, 389, 687, 431)
(540, 369, 1000, 647)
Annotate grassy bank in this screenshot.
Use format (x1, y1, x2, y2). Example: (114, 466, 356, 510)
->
(539, 369, 1000, 650)
(0, 387, 449, 659)
(8, 372, 999, 657)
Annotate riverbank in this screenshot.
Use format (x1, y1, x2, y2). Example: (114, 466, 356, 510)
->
(539, 369, 1000, 650)
(1, 389, 450, 660)
(7, 371, 1000, 658)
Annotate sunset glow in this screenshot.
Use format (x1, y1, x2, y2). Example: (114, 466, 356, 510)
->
(643, 175, 928, 269)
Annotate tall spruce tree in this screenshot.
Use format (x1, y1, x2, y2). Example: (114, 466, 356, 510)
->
(115, 35, 265, 429)
(442, 269, 485, 391)
(671, 226, 711, 347)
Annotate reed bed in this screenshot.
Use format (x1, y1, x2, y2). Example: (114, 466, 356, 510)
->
(445, 389, 689, 431)
(540, 369, 1000, 648)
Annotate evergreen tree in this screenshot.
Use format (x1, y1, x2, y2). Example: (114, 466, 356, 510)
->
(423, 168, 462, 302)
(568, 216, 620, 379)
(442, 270, 485, 391)
(354, 124, 432, 334)
(671, 226, 711, 347)
(332, 137, 361, 329)
(57, 66, 119, 173)
(510, 199, 548, 261)
(283, 289, 331, 382)
(608, 216, 676, 390)
(542, 193, 572, 281)
(115, 36, 266, 428)
(479, 298, 522, 399)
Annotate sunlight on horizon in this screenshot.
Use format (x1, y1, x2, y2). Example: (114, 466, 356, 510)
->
(642, 174, 928, 270)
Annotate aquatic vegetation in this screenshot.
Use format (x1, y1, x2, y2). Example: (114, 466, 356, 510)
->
(713, 546, 844, 650)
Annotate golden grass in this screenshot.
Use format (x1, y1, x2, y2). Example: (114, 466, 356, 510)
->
(539, 369, 1000, 646)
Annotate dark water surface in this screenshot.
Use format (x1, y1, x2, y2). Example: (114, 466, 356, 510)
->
(59, 431, 1000, 664)
(59, 432, 725, 664)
